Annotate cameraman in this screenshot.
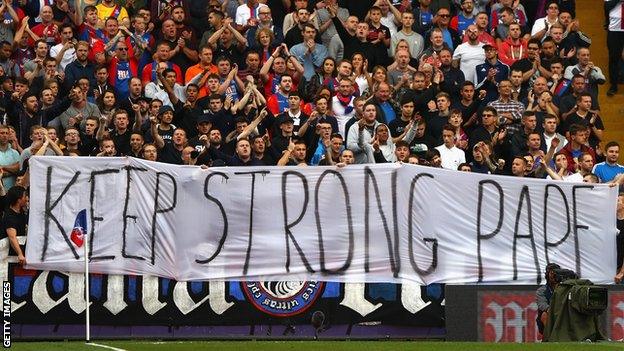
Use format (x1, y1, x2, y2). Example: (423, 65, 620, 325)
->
(536, 263, 560, 336)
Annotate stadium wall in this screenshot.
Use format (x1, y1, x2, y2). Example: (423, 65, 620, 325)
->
(445, 284, 624, 342)
(4, 261, 445, 340)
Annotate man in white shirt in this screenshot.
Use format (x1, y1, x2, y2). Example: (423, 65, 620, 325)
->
(50, 24, 77, 70)
(542, 114, 567, 153)
(235, 0, 269, 34)
(377, 0, 400, 37)
(331, 77, 356, 137)
(452, 24, 484, 83)
(436, 125, 466, 170)
(145, 63, 201, 107)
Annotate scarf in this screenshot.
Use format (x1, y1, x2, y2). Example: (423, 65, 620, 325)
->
(336, 94, 354, 115)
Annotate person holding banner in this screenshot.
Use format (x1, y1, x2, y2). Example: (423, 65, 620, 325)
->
(511, 155, 528, 177)
(1, 185, 28, 265)
(347, 102, 382, 164)
(277, 137, 308, 166)
(436, 124, 466, 170)
(207, 136, 264, 166)
(151, 113, 187, 165)
(560, 123, 596, 173)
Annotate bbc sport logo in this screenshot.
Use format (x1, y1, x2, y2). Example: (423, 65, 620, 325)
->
(2, 281, 10, 348)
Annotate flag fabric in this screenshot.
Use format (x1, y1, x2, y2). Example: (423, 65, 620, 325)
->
(70, 209, 87, 248)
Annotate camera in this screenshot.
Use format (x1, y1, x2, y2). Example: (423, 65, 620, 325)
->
(553, 268, 578, 283)
(551, 268, 607, 315)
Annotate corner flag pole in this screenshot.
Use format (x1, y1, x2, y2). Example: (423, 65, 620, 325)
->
(84, 233, 90, 342)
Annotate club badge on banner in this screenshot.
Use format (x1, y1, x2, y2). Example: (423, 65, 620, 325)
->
(25, 157, 618, 285)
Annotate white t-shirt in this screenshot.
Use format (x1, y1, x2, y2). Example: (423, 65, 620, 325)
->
(452, 41, 484, 83)
(332, 95, 355, 138)
(547, 172, 584, 183)
(436, 144, 466, 170)
(563, 173, 584, 183)
(607, 1, 624, 32)
(235, 3, 268, 27)
(530, 16, 558, 36)
(543, 133, 568, 153)
(49, 44, 76, 70)
(381, 13, 398, 38)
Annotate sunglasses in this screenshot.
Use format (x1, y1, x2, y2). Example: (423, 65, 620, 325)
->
(117, 47, 128, 51)
(438, 14, 450, 18)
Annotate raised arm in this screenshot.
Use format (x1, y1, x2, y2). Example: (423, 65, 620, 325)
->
(260, 46, 281, 82)
(96, 116, 108, 141)
(150, 115, 165, 149)
(589, 113, 604, 142)
(297, 111, 317, 137)
(54, 41, 74, 66)
(543, 137, 560, 166)
(24, 25, 40, 42)
(252, 83, 266, 106)
(538, 156, 563, 180)
(131, 103, 143, 132)
(25, 58, 42, 83)
(384, 0, 403, 25)
(282, 44, 304, 76)
(226, 18, 248, 49)
(231, 85, 253, 114)
(217, 63, 239, 95)
(323, 138, 336, 165)
(46, 137, 64, 156)
(104, 34, 125, 56)
(4, 0, 19, 27)
(12, 16, 29, 49)
(158, 70, 180, 105)
(397, 120, 416, 144)
(277, 138, 295, 166)
(34, 139, 49, 156)
(6, 226, 25, 265)
(238, 109, 267, 140)
(177, 35, 198, 62)
(207, 24, 226, 48)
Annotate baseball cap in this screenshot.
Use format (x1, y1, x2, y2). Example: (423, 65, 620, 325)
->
(197, 114, 214, 124)
(158, 105, 174, 116)
(279, 116, 294, 124)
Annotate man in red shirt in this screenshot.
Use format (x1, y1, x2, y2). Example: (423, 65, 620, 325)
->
(142, 42, 182, 86)
(30, 6, 60, 47)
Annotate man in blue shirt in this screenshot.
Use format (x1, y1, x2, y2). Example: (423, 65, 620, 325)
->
(475, 44, 509, 104)
(290, 24, 328, 80)
(593, 141, 624, 182)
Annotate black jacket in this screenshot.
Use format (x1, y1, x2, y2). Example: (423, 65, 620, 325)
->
(331, 17, 383, 68)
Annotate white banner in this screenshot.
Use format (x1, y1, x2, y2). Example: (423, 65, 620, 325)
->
(25, 157, 618, 284)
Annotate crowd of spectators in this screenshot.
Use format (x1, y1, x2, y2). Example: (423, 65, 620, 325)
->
(0, 0, 623, 267)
